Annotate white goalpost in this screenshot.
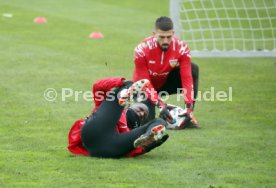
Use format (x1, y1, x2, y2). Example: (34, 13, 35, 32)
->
(170, 0, 276, 57)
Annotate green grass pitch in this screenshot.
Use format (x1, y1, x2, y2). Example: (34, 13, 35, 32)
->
(0, 0, 275, 187)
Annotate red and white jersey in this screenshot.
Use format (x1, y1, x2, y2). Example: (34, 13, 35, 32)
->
(133, 36, 194, 104)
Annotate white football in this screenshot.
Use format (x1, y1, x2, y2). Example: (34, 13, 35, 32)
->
(166, 105, 187, 129)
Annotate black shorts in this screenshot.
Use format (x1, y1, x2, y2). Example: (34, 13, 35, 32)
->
(143, 63, 199, 121)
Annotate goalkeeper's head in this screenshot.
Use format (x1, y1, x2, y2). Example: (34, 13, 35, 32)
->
(126, 103, 149, 129)
(154, 16, 174, 51)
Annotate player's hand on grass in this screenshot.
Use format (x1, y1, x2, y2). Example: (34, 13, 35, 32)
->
(178, 104, 200, 128)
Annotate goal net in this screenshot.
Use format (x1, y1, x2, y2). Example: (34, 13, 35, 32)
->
(170, 0, 276, 57)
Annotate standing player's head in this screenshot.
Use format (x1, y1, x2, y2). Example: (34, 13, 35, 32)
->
(153, 16, 175, 51)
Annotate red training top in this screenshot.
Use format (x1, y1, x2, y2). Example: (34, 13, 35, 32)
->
(133, 36, 194, 105)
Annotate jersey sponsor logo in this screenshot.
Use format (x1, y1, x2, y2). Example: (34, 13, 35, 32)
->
(148, 69, 170, 76)
(169, 59, 178, 68)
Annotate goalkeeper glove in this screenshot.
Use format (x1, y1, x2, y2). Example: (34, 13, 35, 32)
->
(179, 104, 199, 128)
(157, 100, 174, 124)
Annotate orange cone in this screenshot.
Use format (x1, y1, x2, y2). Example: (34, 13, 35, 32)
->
(89, 32, 104, 39)
(34, 17, 47, 23)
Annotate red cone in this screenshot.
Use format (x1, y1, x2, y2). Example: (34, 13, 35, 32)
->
(89, 32, 104, 39)
(34, 17, 47, 23)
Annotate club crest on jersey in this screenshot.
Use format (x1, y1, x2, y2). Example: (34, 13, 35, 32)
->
(169, 59, 178, 68)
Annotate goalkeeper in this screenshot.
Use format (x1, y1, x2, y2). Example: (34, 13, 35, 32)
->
(132, 16, 199, 128)
(67, 78, 172, 158)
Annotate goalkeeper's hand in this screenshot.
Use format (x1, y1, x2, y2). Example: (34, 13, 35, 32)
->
(158, 101, 174, 124)
(143, 135, 169, 153)
(179, 104, 199, 128)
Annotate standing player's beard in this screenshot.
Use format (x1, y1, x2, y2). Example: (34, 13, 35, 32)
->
(158, 42, 170, 51)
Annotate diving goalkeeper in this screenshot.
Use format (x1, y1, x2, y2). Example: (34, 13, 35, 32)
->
(67, 78, 171, 158)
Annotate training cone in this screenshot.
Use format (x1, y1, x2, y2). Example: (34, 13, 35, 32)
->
(89, 32, 104, 39)
(33, 17, 47, 23)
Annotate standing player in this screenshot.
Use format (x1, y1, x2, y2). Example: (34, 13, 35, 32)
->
(132, 16, 199, 128)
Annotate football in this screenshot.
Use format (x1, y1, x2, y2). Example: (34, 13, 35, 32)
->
(166, 105, 187, 129)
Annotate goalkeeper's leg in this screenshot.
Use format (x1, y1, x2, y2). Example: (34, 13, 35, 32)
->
(104, 118, 168, 158)
(191, 63, 199, 103)
(159, 62, 199, 107)
(139, 63, 199, 123)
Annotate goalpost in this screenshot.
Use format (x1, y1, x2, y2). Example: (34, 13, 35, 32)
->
(170, 0, 276, 57)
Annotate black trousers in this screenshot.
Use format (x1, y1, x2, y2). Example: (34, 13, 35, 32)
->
(81, 91, 167, 158)
(144, 62, 199, 121)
